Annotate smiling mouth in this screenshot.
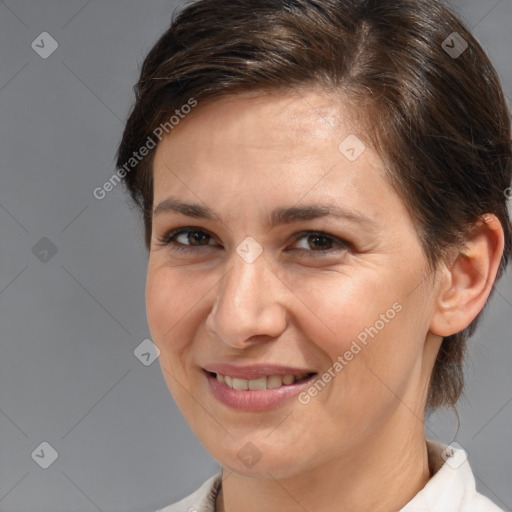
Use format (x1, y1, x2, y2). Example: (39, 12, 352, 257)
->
(206, 371, 317, 391)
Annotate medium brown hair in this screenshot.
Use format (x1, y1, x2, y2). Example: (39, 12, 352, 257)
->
(116, 0, 512, 412)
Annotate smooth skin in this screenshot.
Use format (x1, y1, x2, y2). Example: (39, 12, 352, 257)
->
(145, 90, 504, 512)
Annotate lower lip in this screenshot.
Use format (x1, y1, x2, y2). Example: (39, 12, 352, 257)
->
(205, 371, 317, 411)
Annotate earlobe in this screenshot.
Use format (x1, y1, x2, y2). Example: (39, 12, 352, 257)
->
(429, 214, 505, 337)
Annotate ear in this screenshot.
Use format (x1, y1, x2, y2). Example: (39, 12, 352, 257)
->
(429, 214, 505, 337)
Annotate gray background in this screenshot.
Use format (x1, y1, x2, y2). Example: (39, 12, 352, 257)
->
(0, 1, 510, 511)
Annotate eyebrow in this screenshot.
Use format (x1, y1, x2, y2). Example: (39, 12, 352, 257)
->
(152, 198, 378, 229)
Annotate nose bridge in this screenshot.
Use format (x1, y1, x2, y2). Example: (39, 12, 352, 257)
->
(207, 245, 286, 346)
(226, 248, 267, 309)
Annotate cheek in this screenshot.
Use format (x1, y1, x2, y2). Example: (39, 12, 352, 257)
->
(294, 270, 401, 358)
(296, 266, 429, 404)
(145, 265, 210, 410)
(146, 265, 207, 336)
(145, 265, 206, 355)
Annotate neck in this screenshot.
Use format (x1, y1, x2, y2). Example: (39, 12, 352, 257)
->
(216, 416, 431, 512)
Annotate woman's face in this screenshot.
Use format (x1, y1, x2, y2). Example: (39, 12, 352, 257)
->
(146, 90, 442, 477)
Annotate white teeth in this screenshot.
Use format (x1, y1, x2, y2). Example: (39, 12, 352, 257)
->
(214, 372, 309, 390)
(232, 377, 248, 390)
(248, 376, 267, 391)
(282, 374, 295, 385)
(267, 375, 283, 389)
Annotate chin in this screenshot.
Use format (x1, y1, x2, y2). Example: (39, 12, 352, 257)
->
(205, 433, 314, 479)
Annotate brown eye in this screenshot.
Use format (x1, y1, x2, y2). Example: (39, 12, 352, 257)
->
(157, 227, 218, 252)
(290, 231, 349, 256)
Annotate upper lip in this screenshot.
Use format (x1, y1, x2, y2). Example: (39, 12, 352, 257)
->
(203, 363, 317, 380)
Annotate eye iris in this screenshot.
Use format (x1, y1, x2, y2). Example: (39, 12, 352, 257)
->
(189, 230, 209, 245)
(309, 234, 331, 250)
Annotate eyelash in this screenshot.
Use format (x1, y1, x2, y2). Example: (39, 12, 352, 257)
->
(155, 226, 349, 257)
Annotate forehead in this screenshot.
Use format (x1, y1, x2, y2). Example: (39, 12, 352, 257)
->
(151, 90, 408, 230)
(159, 89, 362, 152)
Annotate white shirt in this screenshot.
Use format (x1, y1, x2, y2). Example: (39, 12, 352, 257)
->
(157, 440, 505, 512)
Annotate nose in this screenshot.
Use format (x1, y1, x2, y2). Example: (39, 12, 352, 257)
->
(205, 247, 288, 349)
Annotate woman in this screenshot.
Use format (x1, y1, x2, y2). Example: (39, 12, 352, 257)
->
(116, 0, 511, 510)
